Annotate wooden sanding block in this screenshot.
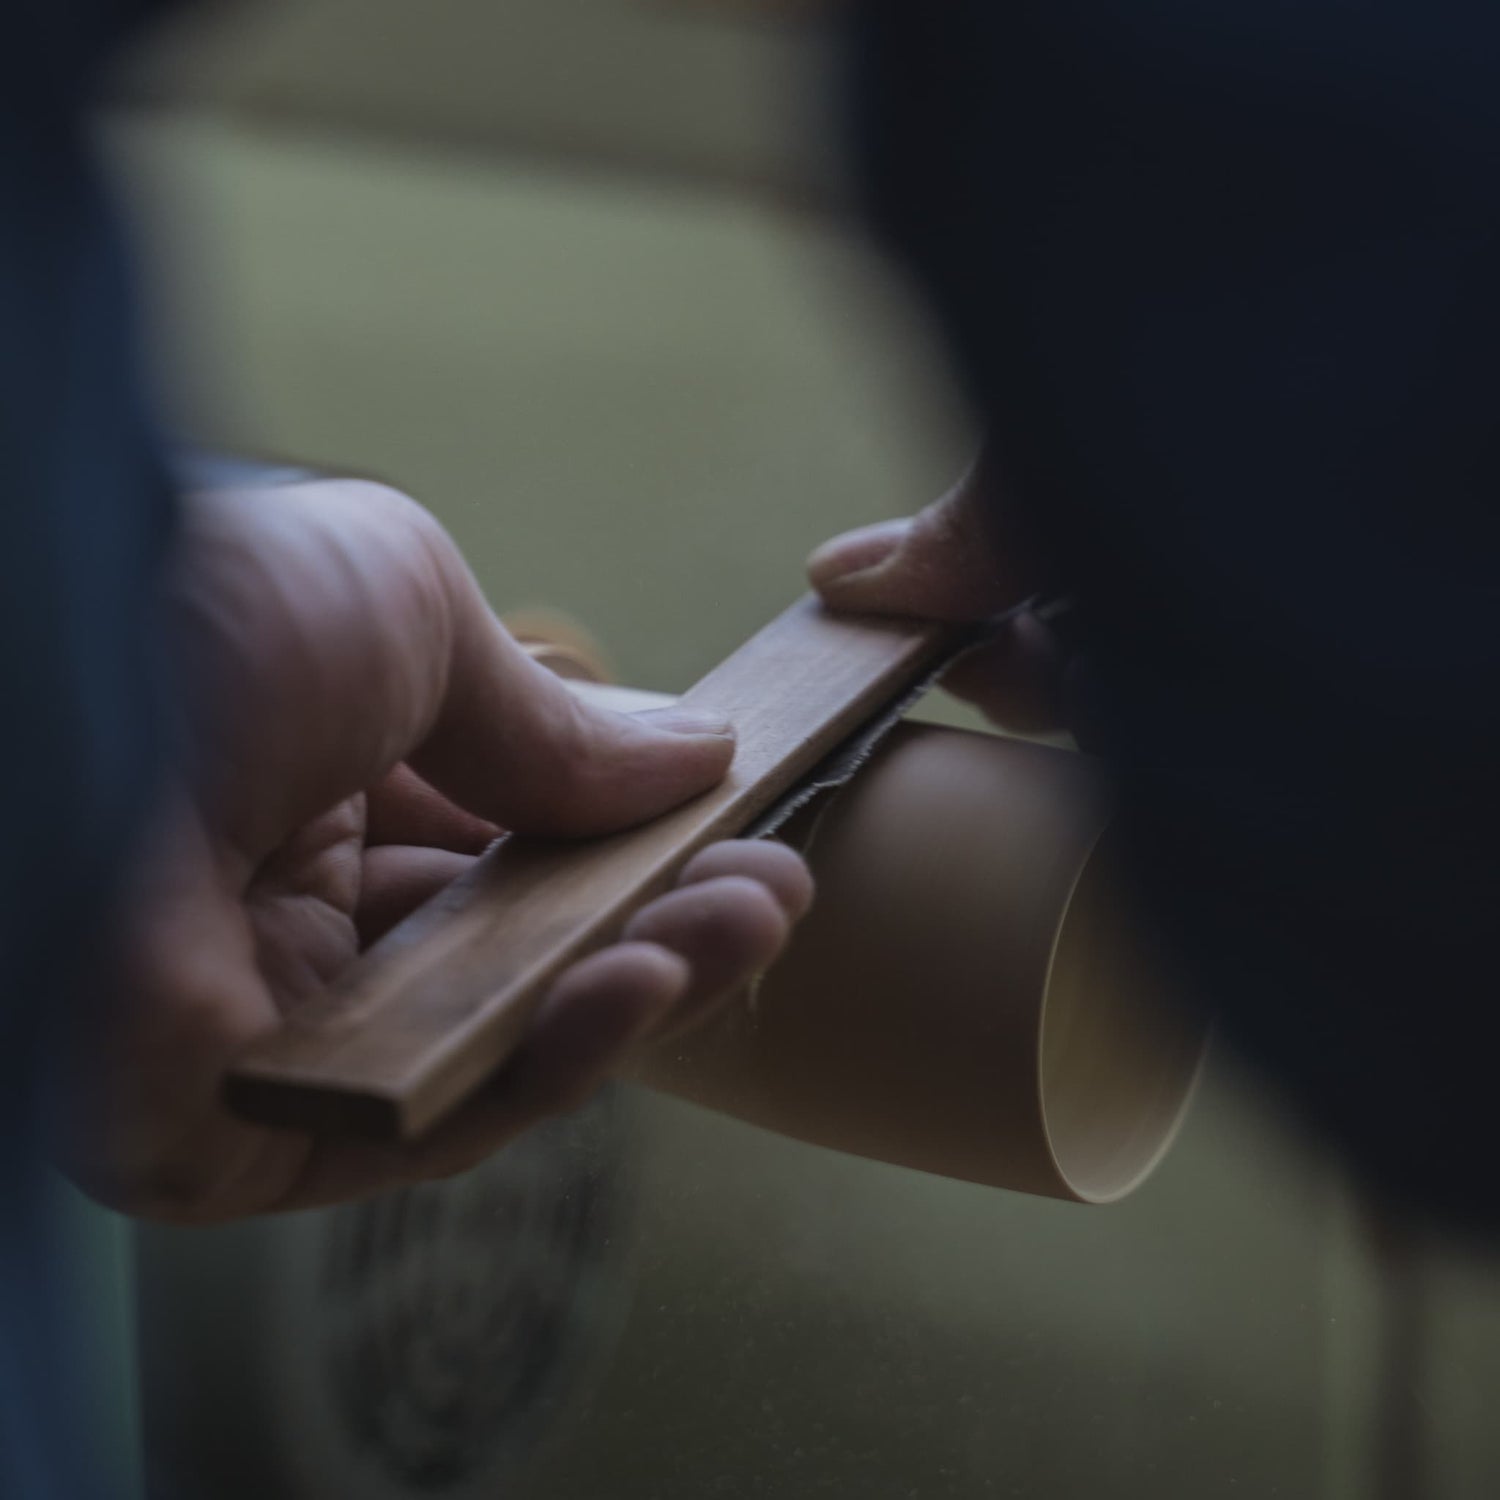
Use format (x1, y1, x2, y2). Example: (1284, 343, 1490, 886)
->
(224, 597, 970, 1141)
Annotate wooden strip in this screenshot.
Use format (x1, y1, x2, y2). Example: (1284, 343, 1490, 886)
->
(223, 596, 963, 1141)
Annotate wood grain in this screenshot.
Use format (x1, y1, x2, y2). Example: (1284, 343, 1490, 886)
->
(224, 596, 964, 1141)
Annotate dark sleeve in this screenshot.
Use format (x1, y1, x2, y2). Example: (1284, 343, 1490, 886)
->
(848, 1, 1500, 1239)
(2, 5, 179, 1494)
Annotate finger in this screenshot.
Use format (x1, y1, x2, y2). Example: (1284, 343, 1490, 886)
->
(283, 943, 687, 1199)
(368, 483, 740, 835)
(176, 481, 736, 865)
(486, 942, 685, 1118)
(676, 839, 815, 921)
(623, 874, 791, 1033)
(364, 763, 501, 852)
(411, 597, 738, 837)
(355, 480, 737, 833)
(355, 844, 474, 946)
(940, 607, 1069, 734)
(403, 943, 687, 1180)
(807, 453, 1038, 621)
(256, 867, 789, 1209)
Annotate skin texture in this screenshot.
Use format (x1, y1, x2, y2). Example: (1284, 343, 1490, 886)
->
(57, 480, 810, 1222)
(808, 452, 1067, 732)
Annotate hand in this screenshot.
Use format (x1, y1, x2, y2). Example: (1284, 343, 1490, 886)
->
(59, 480, 810, 1221)
(807, 451, 1070, 735)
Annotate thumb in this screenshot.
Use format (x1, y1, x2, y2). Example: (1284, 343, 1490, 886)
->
(807, 453, 1037, 621)
(411, 565, 735, 839)
(174, 480, 735, 861)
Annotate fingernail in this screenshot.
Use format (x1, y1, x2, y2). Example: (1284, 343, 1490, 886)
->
(807, 518, 910, 590)
(635, 705, 735, 739)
